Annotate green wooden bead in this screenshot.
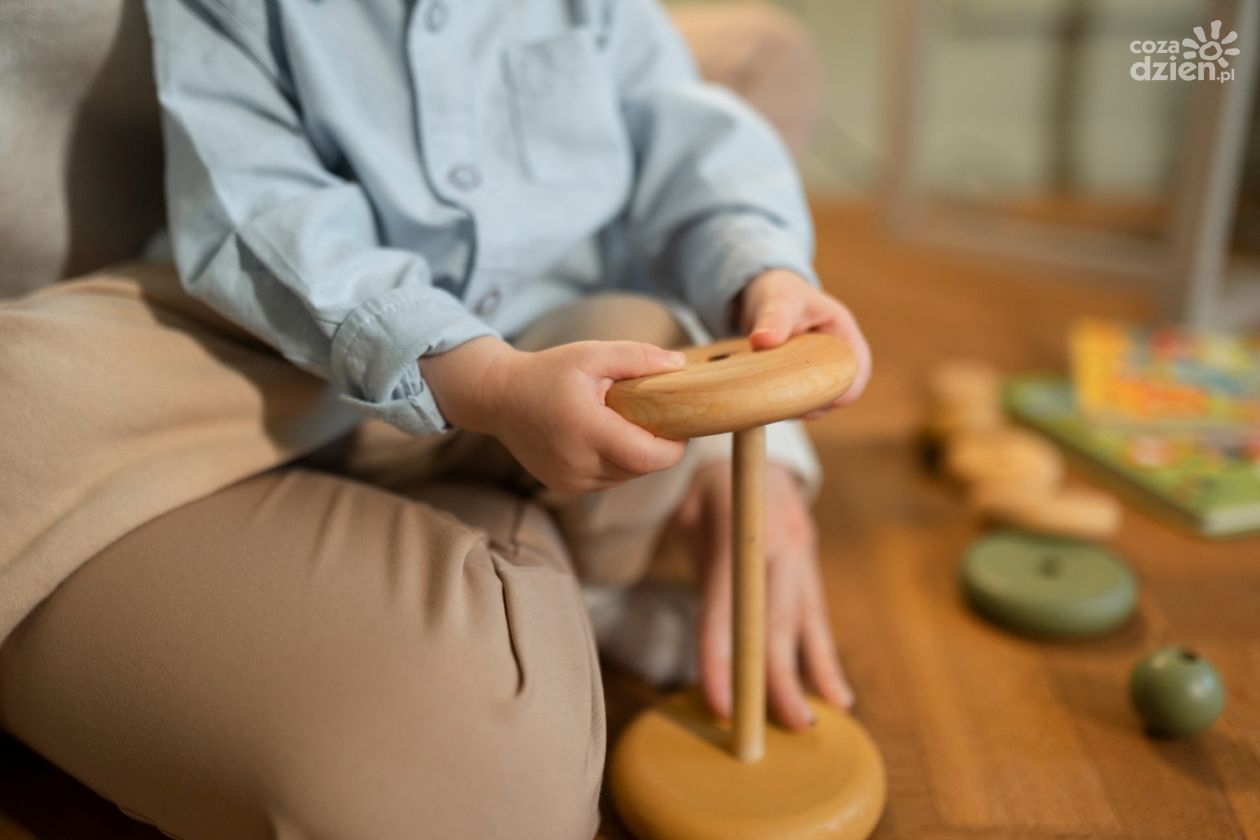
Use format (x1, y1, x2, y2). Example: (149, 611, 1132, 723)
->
(1129, 646, 1225, 737)
(960, 532, 1138, 638)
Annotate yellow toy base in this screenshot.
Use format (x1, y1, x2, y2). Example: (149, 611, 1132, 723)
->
(610, 692, 886, 840)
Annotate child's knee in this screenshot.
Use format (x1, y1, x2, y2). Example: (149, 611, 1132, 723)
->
(515, 292, 692, 351)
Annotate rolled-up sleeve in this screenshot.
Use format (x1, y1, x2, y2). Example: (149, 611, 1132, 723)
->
(145, 0, 495, 435)
(608, 0, 819, 338)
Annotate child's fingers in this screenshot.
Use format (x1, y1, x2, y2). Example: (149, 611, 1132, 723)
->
(698, 552, 733, 720)
(802, 393, 852, 420)
(544, 471, 628, 495)
(767, 556, 813, 731)
(697, 487, 734, 720)
(820, 303, 872, 404)
(596, 415, 686, 476)
(749, 296, 804, 350)
(801, 567, 854, 708)
(589, 340, 685, 381)
(592, 461, 639, 486)
(803, 618, 853, 709)
(671, 481, 704, 531)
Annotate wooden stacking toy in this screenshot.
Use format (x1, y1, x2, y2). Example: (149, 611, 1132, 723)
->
(606, 334, 886, 840)
(925, 358, 1123, 540)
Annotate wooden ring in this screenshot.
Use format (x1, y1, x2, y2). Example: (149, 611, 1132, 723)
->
(606, 334, 857, 439)
(960, 531, 1138, 638)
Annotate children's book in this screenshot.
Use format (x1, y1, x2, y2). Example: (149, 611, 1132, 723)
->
(1070, 319, 1260, 429)
(1005, 377, 1260, 538)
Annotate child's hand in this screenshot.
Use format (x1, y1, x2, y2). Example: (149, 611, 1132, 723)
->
(739, 269, 872, 414)
(674, 459, 855, 730)
(421, 337, 688, 493)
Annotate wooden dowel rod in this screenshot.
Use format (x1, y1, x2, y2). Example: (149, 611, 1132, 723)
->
(731, 425, 766, 763)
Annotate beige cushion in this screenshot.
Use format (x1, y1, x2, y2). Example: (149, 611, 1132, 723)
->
(669, 2, 822, 157)
(0, 0, 164, 299)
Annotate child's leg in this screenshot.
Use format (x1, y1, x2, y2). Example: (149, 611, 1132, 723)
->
(0, 471, 603, 840)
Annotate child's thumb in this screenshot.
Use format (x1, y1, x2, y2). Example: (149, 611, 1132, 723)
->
(596, 341, 686, 381)
(749, 300, 801, 350)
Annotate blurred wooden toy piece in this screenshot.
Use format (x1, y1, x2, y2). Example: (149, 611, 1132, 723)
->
(924, 359, 1004, 439)
(927, 358, 1002, 411)
(961, 532, 1138, 638)
(925, 399, 1006, 440)
(945, 427, 1064, 492)
(926, 359, 1122, 540)
(970, 484, 1123, 540)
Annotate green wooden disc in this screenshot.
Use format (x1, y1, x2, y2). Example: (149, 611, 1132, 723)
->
(961, 532, 1138, 638)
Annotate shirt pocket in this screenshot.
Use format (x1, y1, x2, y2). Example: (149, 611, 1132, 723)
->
(505, 29, 630, 191)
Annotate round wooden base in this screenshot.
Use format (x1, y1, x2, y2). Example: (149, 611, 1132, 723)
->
(610, 692, 886, 840)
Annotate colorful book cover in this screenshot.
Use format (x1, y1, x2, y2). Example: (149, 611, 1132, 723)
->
(1070, 319, 1260, 429)
(1005, 376, 1260, 538)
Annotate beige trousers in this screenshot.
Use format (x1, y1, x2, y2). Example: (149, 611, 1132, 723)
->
(0, 265, 703, 840)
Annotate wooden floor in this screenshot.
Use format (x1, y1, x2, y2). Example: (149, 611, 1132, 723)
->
(604, 202, 1260, 840)
(3, 201, 1258, 839)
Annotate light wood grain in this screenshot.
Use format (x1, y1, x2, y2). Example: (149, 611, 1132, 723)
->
(731, 426, 766, 762)
(609, 693, 886, 840)
(606, 335, 857, 439)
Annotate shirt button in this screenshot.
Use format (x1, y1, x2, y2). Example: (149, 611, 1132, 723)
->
(448, 164, 481, 191)
(424, 0, 449, 32)
(475, 288, 502, 318)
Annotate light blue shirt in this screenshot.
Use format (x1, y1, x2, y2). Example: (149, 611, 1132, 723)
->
(145, 0, 818, 436)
